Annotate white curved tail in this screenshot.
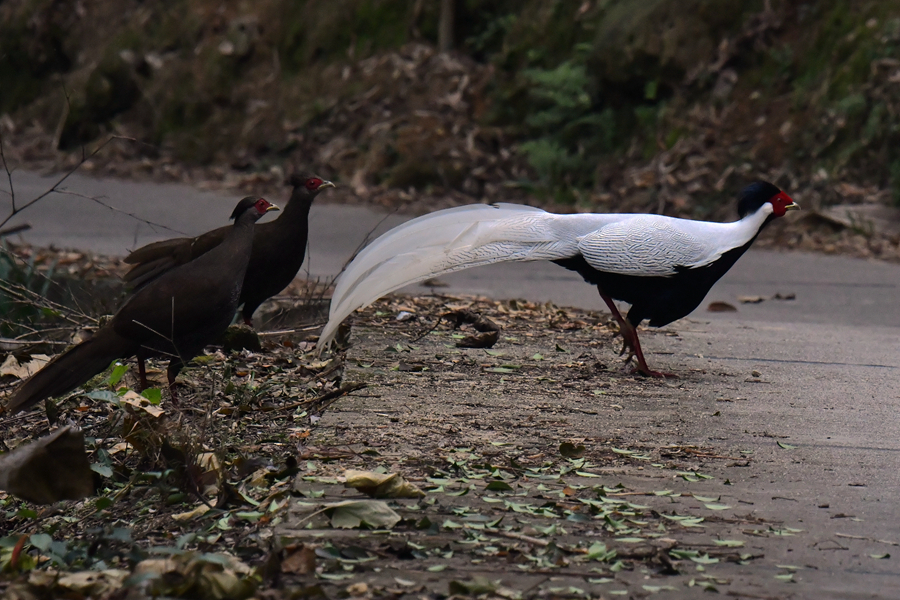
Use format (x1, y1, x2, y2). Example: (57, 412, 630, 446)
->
(318, 203, 619, 349)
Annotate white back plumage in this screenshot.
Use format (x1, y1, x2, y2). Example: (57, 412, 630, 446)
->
(318, 202, 771, 349)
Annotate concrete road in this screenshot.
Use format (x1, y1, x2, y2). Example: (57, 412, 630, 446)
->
(2, 170, 898, 329)
(3, 171, 900, 595)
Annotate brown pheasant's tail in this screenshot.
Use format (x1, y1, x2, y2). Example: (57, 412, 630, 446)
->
(4, 327, 134, 415)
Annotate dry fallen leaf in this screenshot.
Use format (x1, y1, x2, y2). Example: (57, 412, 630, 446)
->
(133, 552, 256, 600)
(347, 582, 369, 596)
(24, 569, 129, 597)
(707, 301, 738, 312)
(0, 426, 93, 504)
(737, 296, 766, 304)
(119, 390, 165, 417)
(109, 442, 133, 455)
(344, 469, 426, 499)
(280, 544, 316, 574)
(0, 353, 50, 379)
(56, 570, 130, 595)
(327, 499, 403, 529)
(172, 504, 212, 522)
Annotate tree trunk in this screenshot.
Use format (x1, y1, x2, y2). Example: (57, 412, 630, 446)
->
(438, 0, 455, 53)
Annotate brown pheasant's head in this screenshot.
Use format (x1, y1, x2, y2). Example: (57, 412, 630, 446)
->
(230, 197, 279, 221)
(287, 172, 335, 202)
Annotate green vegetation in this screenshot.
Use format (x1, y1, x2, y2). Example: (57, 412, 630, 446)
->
(0, 245, 57, 339)
(3, 0, 900, 203)
(0, 0, 72, 113)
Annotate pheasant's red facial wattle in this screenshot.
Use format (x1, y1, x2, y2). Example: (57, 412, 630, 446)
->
(253, 198, 279, 215)
(769, 191, 799, 217)
(305, 178, 323, 191)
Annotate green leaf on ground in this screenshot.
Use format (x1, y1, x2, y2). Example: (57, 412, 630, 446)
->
(449, 576, 498, 595)
(141, 388, 162, 404)
(91, 463, 113, 478)
(327, 500, 402, 529)
(107, 363, 128, 386)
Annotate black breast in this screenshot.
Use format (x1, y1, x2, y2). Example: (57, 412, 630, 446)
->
(553, 238, 756, 328)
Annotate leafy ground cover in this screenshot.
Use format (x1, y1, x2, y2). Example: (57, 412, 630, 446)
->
(0, 289, 815, 599)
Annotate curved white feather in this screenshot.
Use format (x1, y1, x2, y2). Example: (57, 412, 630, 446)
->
(318, 202, 772, 350)
(319, 204, 622, 348)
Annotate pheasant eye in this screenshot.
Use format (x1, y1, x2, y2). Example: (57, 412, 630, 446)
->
(306, 178, 322, 190)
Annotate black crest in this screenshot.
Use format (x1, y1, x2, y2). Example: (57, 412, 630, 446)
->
(230, 196, 261, 220)
(737, 181, 782, 218)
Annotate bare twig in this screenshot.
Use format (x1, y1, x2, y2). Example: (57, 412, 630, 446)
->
(0, 135, 137, 230)
(0, 224, 30, 238)
(834, 532, 899, 546)
(0, 133, 168, 237)
(0, 337, 72, 347)
(257, 324, 325, 336)
(0, 132, 15, 214)
(0, 278, 98, 325)
(132, 319, 180, 361)
(55, 189, 186, 236)
(321, 198, 416, 291)
(274, 382, 367, 412)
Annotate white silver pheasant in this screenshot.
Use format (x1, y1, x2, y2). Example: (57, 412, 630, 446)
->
(319, 181, 798, 376)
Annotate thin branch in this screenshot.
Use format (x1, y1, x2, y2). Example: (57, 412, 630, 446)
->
(257, 324, 325, 336)
(0, 134, 137, 231)
(12, 326, 80, 340)
(0, 337, 72, 347)
(0, 279, 98, 325)
(273, 382, 367, 413)
(0, 244, 75, 309)
(54, 189, 187, 236)
(319, 199, 415, 292)
(343, 204, 405, 271)
(0, 130, 14, 213)
(0, 224, 30, 238)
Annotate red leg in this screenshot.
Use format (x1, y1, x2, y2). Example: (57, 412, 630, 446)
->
(242, 315, 253, 327)
(596, 286, 676, 379)
(137, 357, 148, 391)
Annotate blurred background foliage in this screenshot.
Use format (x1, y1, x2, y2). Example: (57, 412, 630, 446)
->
(2, 0, 900, 213)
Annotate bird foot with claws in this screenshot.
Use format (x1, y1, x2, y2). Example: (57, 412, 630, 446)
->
(631, 365, 678, 379)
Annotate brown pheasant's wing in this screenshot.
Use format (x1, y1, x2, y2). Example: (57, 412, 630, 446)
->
(124, 237, 191, 265)
(123, 226, 230, 288)
(113, 222, 249, 354)
(188, 227, 231, 259)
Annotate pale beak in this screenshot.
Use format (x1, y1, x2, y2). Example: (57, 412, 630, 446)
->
(785, 202, 800, 211)
(318, 180, 336, 190)
(266, 203, 280, 213)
